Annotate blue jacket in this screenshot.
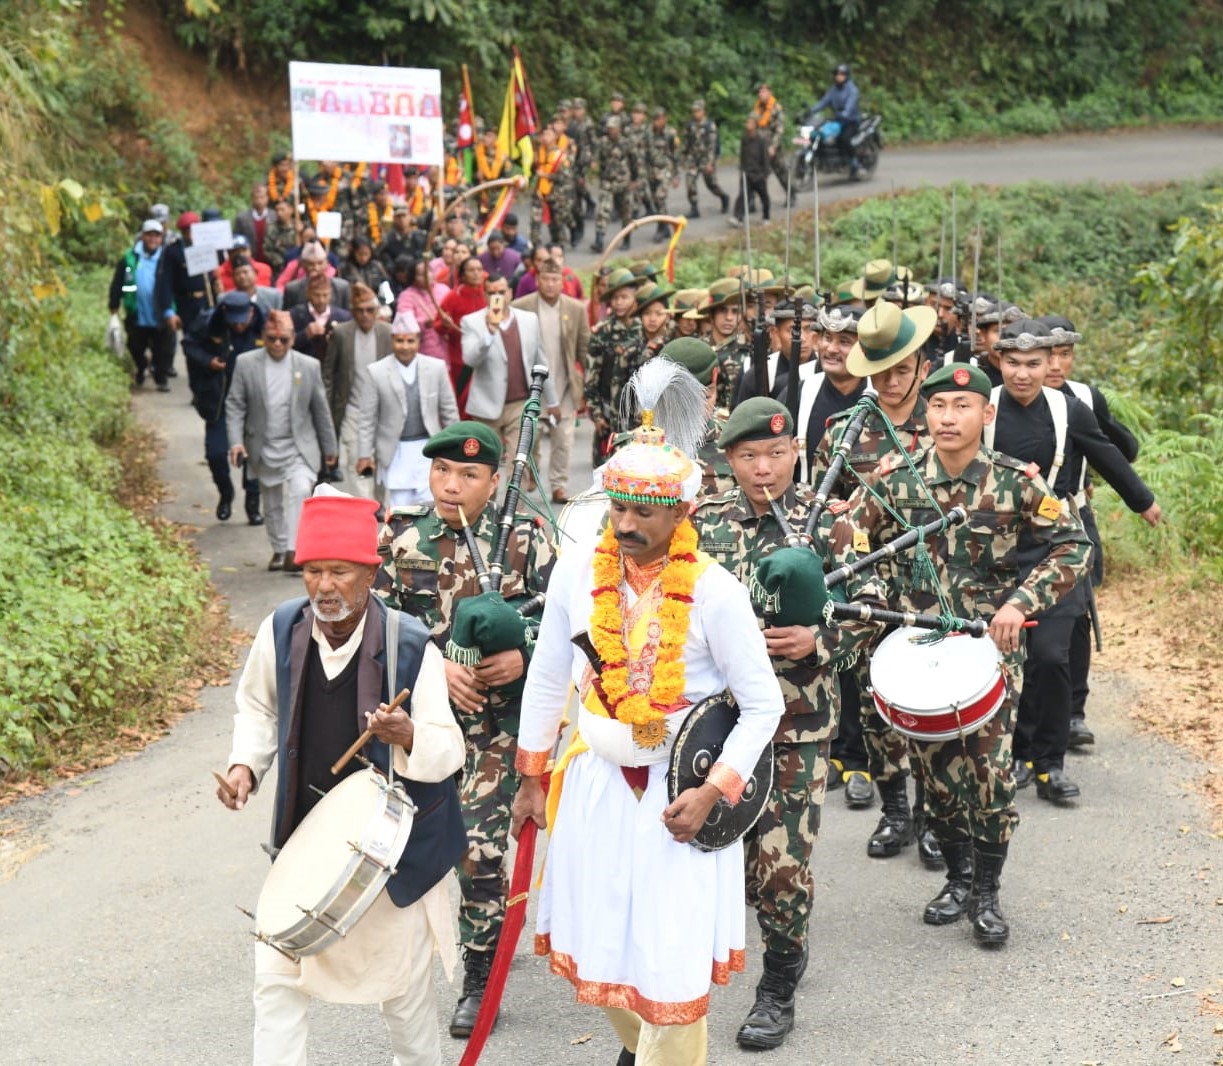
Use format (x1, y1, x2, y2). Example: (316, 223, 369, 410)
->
(269, 594, 467, 909)
(812, 79, 861, 124)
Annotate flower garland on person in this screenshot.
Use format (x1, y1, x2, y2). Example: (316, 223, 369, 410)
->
(268, 166, 296, 201)
(367, 201, 393, 245)
(305, 170, 341, 229)
(589, 517, 699, 749)
(404, 183, 426, 217)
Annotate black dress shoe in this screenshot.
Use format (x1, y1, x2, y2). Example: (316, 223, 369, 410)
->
(1013, 760, 1035, 789)
(719, 192, 730, 214)
(1067, 718, 1095, 747)
(267, 552, 286, 571)
(166, 365, 178, 378)
(156, 382, 171, 393)
(245, 497, 264, 526)
(1035, 767, 1080, 804)
(615, 1049, 636, 1066)
(844, 770, 874, 809)
(216, 497, 232, 521)
(826, 757, 844, 791)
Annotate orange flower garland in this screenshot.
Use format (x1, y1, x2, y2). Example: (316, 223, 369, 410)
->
(305, 169, 341, 229)
(268, 167, 296, 201)
(590, 519, 699, 735)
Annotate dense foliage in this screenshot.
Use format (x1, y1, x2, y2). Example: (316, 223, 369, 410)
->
(167, 0, 1223, 141)
(0, 1, 215, 774)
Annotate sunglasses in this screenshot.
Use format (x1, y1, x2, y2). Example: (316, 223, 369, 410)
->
(266, 334, 292, 343)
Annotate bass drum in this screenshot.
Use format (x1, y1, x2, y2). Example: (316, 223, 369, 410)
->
(668, 693, 773, 852)
(869, 626, 1004, 742)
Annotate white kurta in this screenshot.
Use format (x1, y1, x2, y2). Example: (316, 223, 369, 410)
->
(517, 542, 784, 1024)
(230, 609, 465, 1002)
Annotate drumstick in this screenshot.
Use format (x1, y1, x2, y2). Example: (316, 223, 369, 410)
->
(213, 770, 238, 799)
(330, 687, 411, 775)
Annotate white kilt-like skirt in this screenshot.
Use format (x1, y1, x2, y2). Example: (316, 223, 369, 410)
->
(535, 750, 746, 1025)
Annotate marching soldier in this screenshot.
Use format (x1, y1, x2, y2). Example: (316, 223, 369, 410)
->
(647, 106, 681, 241)
(583, 267, 646, 458)
(694, 398, 884, 1049)
(701, 277, 750, 412)
(624, 101, 653, 216)
(829, 363, 1092, 946)
(814, 302, 942, 865)
(376, 421, 556, 1037)
(567, 97, 598, 225)
(751, 82, 792, 202)
(531, 122, 575, 248)
(683, 99, 730, 218)
(590, 116, 640, 253)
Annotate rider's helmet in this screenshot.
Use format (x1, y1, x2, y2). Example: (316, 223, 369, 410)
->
(834, 63, 851, 79)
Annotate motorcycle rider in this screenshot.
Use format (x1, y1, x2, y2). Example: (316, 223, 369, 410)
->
(809, 63, 862, 178)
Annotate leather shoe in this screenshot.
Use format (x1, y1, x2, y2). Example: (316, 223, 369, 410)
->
(826, 757, 844, 791)
(1035, 767, 1080, 804)
(917, 826, 944, 868)
(1067, 718, 1095, 747)
(245, 497, 264, 526)
(1013, 760, 1035, 789)
(216, 497, 232, 521)
(282, 550, 303, 574)
(615, 1049, 636, 1066)
(843, 770, 874, 809)
(552, 490, 569, 504)
(267, 552, 286, 571)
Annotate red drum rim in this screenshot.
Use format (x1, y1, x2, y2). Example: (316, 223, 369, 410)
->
(873, 672, 1006, 742)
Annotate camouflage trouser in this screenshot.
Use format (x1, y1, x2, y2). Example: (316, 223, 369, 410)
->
(531, 191, 572, 246)
(685, 167, 727, 206)
(771, 150, 791, 194)
(744, 740, 829, 955)
(856, 657, 911, 784)
(457, 730, 519, 952)
(909, 658, 1023, 845)
(595, 184, 633, 235)
(714, 355, 741, 413)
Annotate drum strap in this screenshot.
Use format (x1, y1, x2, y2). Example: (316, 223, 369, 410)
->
(384, 609, 400, 781)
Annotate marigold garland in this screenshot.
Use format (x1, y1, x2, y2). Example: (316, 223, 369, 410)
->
(305, 169, 341, 229)
(268, 167, 296, 202)
(590, 519, 699, 728)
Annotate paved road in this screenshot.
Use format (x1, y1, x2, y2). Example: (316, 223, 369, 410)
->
(3, 129, 1223, 1064)
(566, 126, 1223, 271)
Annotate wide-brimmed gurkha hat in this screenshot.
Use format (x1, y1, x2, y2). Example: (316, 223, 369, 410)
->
(601, 267, 640, 300)
(703, 277, 743, 311)
(635, 282, 674, 310)
(667, 288, 706, 316)
(850, 258, 898, 301)
(846, 301, 937, 376)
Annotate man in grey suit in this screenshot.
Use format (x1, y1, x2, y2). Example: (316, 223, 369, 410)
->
(232, 259, 282, 317)
(357, 310, 460, 506)
(226, 310, 337, 571)
(283, 241, 352, 312)
(460, 272, 561, 472)
(512, 259, 590, 502)
(326, 282, 394, 498)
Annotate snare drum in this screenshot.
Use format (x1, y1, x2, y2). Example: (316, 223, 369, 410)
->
(253, 768, 415, 960)
(869, 626, 1005, 742)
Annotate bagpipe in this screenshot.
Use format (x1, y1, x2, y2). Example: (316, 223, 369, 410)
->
(447, 365, 551, 698)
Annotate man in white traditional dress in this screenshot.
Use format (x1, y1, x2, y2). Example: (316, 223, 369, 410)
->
(511, 408, 785, 1066)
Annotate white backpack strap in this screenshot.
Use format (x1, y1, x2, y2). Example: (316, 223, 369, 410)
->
(982, 385, 1002, 450)
(1043, 386, 1069, 494)
(796, 372, 825, 484)
(1068, 379, 1093, 408)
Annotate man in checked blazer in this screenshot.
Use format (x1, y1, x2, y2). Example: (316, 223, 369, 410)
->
(460, 271, 560, 472)
(512, 259, 590, 501)
(226, 310, 337, 571)
(357, 310, 460, 506)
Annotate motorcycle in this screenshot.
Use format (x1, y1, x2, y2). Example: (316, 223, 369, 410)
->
(790, 110, 883, 189)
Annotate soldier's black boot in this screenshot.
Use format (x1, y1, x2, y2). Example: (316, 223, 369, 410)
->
(687, 200, 700, 219)
(449, 946, 497, 1037)
(622, 232, 631, 251)
(867, 775, 913, 858)
(922, 835, 974, 925)
(969, 841, 1010, 946)
(736, 945, 807, 1049)
(589, 231, 605, 254)
(719, 192, 730, 214)
(912, 780, 943, 867)
(653, 222, 669, 243)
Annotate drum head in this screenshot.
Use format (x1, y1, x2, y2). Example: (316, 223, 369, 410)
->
(668, 693, 773, 852)
(869, 626, 1001, 714)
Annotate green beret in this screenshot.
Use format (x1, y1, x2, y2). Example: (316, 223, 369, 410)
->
(920, 362, 992, 400)
(717, 397, 794, 449)
(660, 337, 718, 385)
(751, 547, 831, 626)
(421, 421, 502, 466)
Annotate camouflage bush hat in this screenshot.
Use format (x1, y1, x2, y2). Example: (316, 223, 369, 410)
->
(635, 282, 675, 311)
(666, 288, 706, 316)
(422, 421, 502, 466)
(601, 266, 640, 301)
(704, 277, 743, 311)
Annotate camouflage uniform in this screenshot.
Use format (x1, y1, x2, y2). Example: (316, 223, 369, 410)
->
(623, 117, 653, 215)
(827, 444, 1091, 845)
(696, 415, 735, 498)
(682, 114, 728, 211)
(815, 402, 932, 785)
(695, 483, 883, 953)
(261, 219, 299, 276)
(531, 136, 576, 246)
(647, 120, 681, 217)
(375, 503, 556, 952)
(751, 95, 790, 193)
(583, 315, 645, 434)
(345, 169, 376, 225)
(568, 113, 598, 220)
(712, 335, 749, 413)
(593, 135, 640, 239)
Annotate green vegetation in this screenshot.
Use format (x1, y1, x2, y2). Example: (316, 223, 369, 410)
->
(0, 1, 222, 776)
(169, 0, 1223, 142)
